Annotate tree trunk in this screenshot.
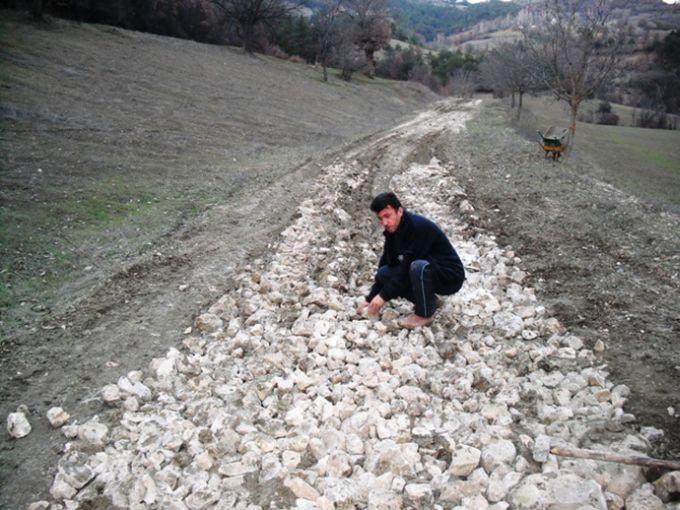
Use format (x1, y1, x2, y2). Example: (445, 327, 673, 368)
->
(567, 99, 580, 154)
(341, 66, 353, 81)
(322, 62, 328, 82)
(241, 24, 254, 53)
(511, 92, 515, 109)
(517, 91, 524, 120)
(364, 49, 375, 78)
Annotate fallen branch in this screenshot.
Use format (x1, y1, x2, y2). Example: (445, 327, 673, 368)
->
(550, 446, 680, 471)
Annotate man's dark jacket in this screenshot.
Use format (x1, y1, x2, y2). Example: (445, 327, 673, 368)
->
(367, 210, 465, 302)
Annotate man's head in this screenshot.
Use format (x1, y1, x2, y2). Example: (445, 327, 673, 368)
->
(370, 192, 404, 233)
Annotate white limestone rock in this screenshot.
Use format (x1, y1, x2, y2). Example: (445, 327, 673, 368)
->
(364, 440, 421, 478)
(481, 439, 516, 473)
(459, 200, 475, 213)
(7, 411, 31, 438)
(440, 468, 489, 503)
(56, 452, 94, 490)
(117, 376, 152, 401)
(194, 313, 223, 333)
(47, 407, 70, 428)
(653, 471, 680, 502)
(123, 396, 139, 411)
(50, 473, 76, 500)
(602, 463, 646, 500)
(487, 466, 521, 503)
(323, 478, 359, 507)
(448, 445, 482, 477)
(100, 384, 120, 404)
(77, 419, 108, 447)
(509, 473, 606, 509)
(405, 483, 433, 507)
(532, 434, 551, 463)
(368, 489, 402, 510)
(184, 488, 220, 510)
(493, 312, 524, 338)
(625, 484, 664, 510)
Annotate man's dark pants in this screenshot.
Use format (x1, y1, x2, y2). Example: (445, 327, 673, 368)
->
(375, 260, 464, 318)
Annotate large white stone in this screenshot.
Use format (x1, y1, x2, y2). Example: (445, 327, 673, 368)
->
(405, 483, 433, 506)
(625, 484, 664, 510)
(368, 489, 402, 510)
(194, 313, 223, 333)
(481, 440, 516, 473)
(46, 407, 70, 428)
(77, 419, 108, 447)
(493, 312, 524, 338)
(365, 440, 421, 478)
(653, 471, 680, 502)
(449, 445, 482, 477)
(284, 477, 320, 500)
(117, 376, 152, 400)
(7, 411, 31, 438)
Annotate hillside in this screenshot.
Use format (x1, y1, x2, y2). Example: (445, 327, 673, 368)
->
(439, 0, 680, 51)
(0, 10, 436, 333)
(0, 12, 437, 506)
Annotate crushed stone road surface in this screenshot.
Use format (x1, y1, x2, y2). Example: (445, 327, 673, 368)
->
(31, 101, 676, 509)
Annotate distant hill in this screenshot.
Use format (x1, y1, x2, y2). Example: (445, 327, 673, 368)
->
(436, 0, 680, 52)
(389, 0, 521, 42)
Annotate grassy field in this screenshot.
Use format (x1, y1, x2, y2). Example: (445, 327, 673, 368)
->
(516, 95, 680, 208)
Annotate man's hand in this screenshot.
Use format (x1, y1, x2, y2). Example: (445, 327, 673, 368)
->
(366, 295, 385, 317)
(357, 300, 369, 316)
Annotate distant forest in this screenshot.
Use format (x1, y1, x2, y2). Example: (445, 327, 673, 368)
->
(389, 0, 521, 42)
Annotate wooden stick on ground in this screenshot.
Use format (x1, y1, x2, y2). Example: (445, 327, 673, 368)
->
(550, 446, 680, 471)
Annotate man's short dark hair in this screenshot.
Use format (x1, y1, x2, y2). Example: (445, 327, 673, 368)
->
(370, 192, 402, 213)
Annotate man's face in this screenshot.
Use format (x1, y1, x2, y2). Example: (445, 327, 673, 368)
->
(377, 205, 403, 233)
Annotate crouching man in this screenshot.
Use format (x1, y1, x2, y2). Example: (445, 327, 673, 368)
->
(357, 192, 465, 328)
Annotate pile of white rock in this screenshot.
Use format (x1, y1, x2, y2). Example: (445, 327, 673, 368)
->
(34, 103, 678, 510)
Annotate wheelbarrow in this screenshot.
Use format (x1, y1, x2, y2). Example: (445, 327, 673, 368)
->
(537, 127, 568, 160)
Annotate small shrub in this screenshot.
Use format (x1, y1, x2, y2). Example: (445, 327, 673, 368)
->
(597, 101, 612, 114)
(597, 112, 619, 126)
(264, 44, 289, 60)
(287, 55, 305, 64)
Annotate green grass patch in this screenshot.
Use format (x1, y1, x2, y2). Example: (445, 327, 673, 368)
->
(625, 142, 679, 174)
(0, 182, 218, 312)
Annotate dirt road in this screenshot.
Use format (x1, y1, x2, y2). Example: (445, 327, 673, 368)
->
(12, 98, 680, 509)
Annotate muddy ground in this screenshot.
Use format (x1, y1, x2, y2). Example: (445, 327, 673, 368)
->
(2, 14, 680, 510)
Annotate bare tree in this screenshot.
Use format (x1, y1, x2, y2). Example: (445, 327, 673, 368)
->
(345, 0, 391, 78)
(480, 41, 541, 119)
(445, 68, 476, 98)
(332, 23, 365, 81)
(212, 0, 298, 53)
(522, 0, 623, 149)
(313, 0, 345, 82)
